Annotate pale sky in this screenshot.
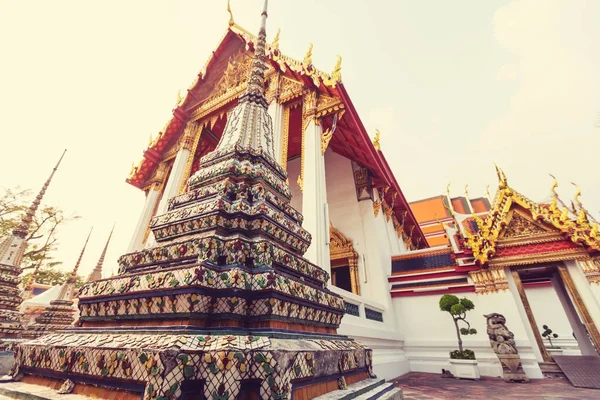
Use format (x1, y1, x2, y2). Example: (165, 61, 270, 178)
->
(1, 0, 599, 278)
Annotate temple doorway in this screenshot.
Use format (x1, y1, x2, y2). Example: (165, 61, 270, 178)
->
(513, 263, 598, 362)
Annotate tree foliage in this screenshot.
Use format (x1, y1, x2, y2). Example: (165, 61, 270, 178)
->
(21, 268, 85, 288)
(0, 187, 79, 272)
(439, 294, 477, 357)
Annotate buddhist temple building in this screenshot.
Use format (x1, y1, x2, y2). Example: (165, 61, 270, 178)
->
(8, 2, 600, 397)
(393, 169, 600, 378)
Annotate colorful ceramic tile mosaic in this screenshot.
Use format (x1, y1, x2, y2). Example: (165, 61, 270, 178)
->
(13, 5, 376, 398)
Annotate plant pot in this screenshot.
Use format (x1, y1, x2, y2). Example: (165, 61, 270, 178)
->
(449, 359, 480, 380)
(547, 348, 563, 357)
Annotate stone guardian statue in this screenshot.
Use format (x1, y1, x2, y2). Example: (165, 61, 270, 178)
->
(484, 313, 529, 382)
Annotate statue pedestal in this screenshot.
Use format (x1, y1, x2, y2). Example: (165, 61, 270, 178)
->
(497, 354, 529, 382)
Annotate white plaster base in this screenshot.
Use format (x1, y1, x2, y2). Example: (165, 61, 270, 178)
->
(338, 315, 410, 381)
(403, 340, 543, 379)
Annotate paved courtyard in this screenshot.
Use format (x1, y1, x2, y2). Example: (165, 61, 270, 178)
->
(393, 372, 600, 400)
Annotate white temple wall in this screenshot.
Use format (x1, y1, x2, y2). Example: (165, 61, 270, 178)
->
(393, 291, 544, 379)
(525, 285, 581, 355)
(324, 151, 371, 299)
(324, 151, 409, 379)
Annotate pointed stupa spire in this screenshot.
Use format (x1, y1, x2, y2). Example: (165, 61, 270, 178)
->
(87, 224, 115, 282)
(207, 0, 276, 160)
(13, 150, 66, 239)
(54, 228, 92, 302)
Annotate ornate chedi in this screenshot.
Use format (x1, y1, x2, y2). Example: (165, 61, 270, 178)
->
(28, 230, 92, 334)
(0, 151, 66, 342)
(484, 313, 528, 382)
(12, 3, 377, 399)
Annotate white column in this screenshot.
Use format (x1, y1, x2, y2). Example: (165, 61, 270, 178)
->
(268, 101, 284, 165)
(564, 260, 600, 340)
(359, 191, 394, 306)
(301, 120, 331, 277)
(551, 273, 597, 355)
(127, 186, 161, 252)
(505, 268, 545, 362)
(155, 148, 191, 216)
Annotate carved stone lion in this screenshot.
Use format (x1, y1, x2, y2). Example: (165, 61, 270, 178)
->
(484, 313, 529, 382)
(485, 313, 518, 355)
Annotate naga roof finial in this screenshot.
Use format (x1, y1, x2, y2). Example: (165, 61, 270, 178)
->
(494, 164, 507, 188)
(550, 174, 559, 196)
(271, 28, 280, 50)
(12, 149, 66, 239)
(373, 129, 381, 151)
(331, 55, 342, 82)
(303, 43, 313, 66)
(227, 0, 234, 27)
(485, 184, 492, 201)
(571, 182, 582, 206)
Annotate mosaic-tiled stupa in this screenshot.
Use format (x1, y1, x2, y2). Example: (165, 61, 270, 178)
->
(27, 230, 92, 335)
(12, 2, 378, 399)
(0, 151, 65, 344)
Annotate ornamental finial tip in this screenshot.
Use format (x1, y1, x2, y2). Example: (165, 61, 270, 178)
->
(227, 0, 234, 27)
(272, 28, 280, 50)
(571, 182, 582, 206)
(303, 43, 313, 66)
(373, 129, 381, 151)
(331, 55, 342, 82)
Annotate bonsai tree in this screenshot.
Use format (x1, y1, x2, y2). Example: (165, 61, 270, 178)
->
(439, 294, 477, 359)
(541, 324, 559, 348)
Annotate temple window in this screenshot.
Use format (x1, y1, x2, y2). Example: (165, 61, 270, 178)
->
(329, 226, 360, 295)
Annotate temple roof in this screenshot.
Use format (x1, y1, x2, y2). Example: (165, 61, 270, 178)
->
(126, 23, 427, 249)
(463, 171, 600, 266)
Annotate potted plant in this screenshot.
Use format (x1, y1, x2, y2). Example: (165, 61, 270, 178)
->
(541, 324, 562, 356)
(439, 294, 480, 379)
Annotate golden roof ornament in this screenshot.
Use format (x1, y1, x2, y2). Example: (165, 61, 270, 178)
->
(271, 28, 280, 50)
(331, 55, 342, 82)
(373, 129, 381, 151)
(485, 184, 492, 201)
(494, 164, 507, 188)
(303, 43, 313, 66)
(572, 182, 582, 206)
(227, 0, 234, 27)
(148, 134, 154, 147)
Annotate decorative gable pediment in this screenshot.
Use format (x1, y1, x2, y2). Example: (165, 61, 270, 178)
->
(499, 209, 555, 240)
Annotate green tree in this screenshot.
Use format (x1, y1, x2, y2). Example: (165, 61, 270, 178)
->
(0, 187, 79, 272)
(439, 294, 477, 355)
(21, 267, 85, 289)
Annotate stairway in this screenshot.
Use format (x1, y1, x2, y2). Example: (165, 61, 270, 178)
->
(314, 378, 403, 399)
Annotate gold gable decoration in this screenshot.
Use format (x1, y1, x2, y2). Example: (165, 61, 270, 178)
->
(502, 212, 548, 239)
(464, 168, 600, 266)
(329, 226, 360, 295)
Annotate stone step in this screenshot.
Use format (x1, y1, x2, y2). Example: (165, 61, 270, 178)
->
(539, 362, 566, 378)
(313, 378, 403, 400)
(0, 380, 94, 400)
(353, 383, 403, 400)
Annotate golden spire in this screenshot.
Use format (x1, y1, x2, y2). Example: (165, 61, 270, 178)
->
(331, 55, 342, 82)
(373, 129, 381, 151)
(571, 182, 582, 206)
(494, 164, 507, 188)
(303, 43, 313, 66)
(227, 0, 234, 27)
(271, 28, 280, 50)
(13, 150, 66, 239)
(550, 174, 558, 196)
